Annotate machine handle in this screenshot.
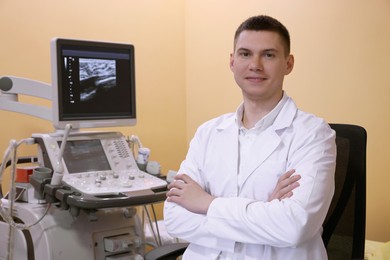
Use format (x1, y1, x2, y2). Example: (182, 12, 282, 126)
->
(55, 186, 168, 210)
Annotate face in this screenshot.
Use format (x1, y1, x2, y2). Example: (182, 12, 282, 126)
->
(230, 30, 294, 103)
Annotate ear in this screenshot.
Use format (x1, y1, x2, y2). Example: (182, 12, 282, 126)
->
(285, 54, 294, 75)
(229, 53, 234, 71)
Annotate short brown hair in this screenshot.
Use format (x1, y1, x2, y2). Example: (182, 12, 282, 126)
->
(234, 15, 291, 56)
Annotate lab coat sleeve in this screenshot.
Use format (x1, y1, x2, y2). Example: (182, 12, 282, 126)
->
(204, 120, 336, 247)
(164, 120, 236, 252)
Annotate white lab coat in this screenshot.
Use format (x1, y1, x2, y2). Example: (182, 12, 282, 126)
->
(164, 96, 336, 260)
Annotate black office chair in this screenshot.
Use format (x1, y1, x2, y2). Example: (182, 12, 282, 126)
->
(145, 124, 367, 260)
(322, 123, 367, 260)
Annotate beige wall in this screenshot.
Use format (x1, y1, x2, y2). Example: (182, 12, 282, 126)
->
(1, 0, 389, 242)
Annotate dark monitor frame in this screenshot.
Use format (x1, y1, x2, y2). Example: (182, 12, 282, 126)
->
(51, 38, 136, 130)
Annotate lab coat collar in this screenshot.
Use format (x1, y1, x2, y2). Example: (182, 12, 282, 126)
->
(215, 94, 297, 132)
(272, 95, 297, 131)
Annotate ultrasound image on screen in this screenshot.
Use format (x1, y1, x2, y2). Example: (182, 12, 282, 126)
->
(59, 46, 134, 121)
(79, 58, 117, 102)
(60, 139, 111, 173)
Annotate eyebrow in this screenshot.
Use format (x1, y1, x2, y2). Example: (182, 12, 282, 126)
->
(262, 48, 278, 53)
(235, 47, 279, 53)
(236, 47, 251, 52)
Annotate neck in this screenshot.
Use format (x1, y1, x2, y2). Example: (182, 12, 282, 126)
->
(242, 107, 267, 129)
(241, 93, 283, 128)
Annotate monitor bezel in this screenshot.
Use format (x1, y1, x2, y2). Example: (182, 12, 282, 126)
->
(51, 38, 136, 130)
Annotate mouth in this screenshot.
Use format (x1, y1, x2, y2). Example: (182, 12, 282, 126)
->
(246, 76, 267, 83)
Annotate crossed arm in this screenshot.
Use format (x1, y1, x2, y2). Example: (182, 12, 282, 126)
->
(166, 169, 301, 215)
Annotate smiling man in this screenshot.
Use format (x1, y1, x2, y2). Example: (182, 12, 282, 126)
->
(164, 15, 336, 259)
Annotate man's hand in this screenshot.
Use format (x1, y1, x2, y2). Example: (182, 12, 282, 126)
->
(268, 169, 301, 202)
(166, 174, 215, 215)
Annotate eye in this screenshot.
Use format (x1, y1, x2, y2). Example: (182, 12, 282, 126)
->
(238, 50, 251, 57)
(264, 52, 275, 59)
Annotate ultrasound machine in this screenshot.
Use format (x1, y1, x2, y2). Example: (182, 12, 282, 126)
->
(0, 38, 168, 259)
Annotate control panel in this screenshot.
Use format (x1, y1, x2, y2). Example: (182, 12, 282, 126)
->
(33, 131, 167, 196)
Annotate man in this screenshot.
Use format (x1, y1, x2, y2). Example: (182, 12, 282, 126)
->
(164, 15, 336, 259)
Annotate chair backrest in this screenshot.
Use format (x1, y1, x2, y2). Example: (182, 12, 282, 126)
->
(322, 124, 367, 260)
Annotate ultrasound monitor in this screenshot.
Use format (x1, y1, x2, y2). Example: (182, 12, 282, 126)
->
(51, 38, 136, 130)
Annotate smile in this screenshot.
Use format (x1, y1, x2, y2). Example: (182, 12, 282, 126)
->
(246, 76, 267, 83)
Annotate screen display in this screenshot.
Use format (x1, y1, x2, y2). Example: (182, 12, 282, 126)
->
(52, 38, 136, 129)
(60, 139, 111, 173)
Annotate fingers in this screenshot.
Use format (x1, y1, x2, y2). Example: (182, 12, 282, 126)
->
(280, 191, 293, 200)
(284, 180, 300, 193)
(167, 174, 191, 189)
(286, 174, 301, 186)
(268, 169, 301, 201)
(278, 169, 296, 183)
(279, 174, 301, 191)
(166, 188, 181, 202)
(174, 173, 194, 184)
(167, 178, 185, 190)
(166, 181, 185, 203)
(278, 170, 300, 188)
(166, 173, 194, 198)
(277, 174, 301, 198)
(282, 169, 296, 178)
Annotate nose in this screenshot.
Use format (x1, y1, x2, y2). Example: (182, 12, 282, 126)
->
(249, 57, 263, 71)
